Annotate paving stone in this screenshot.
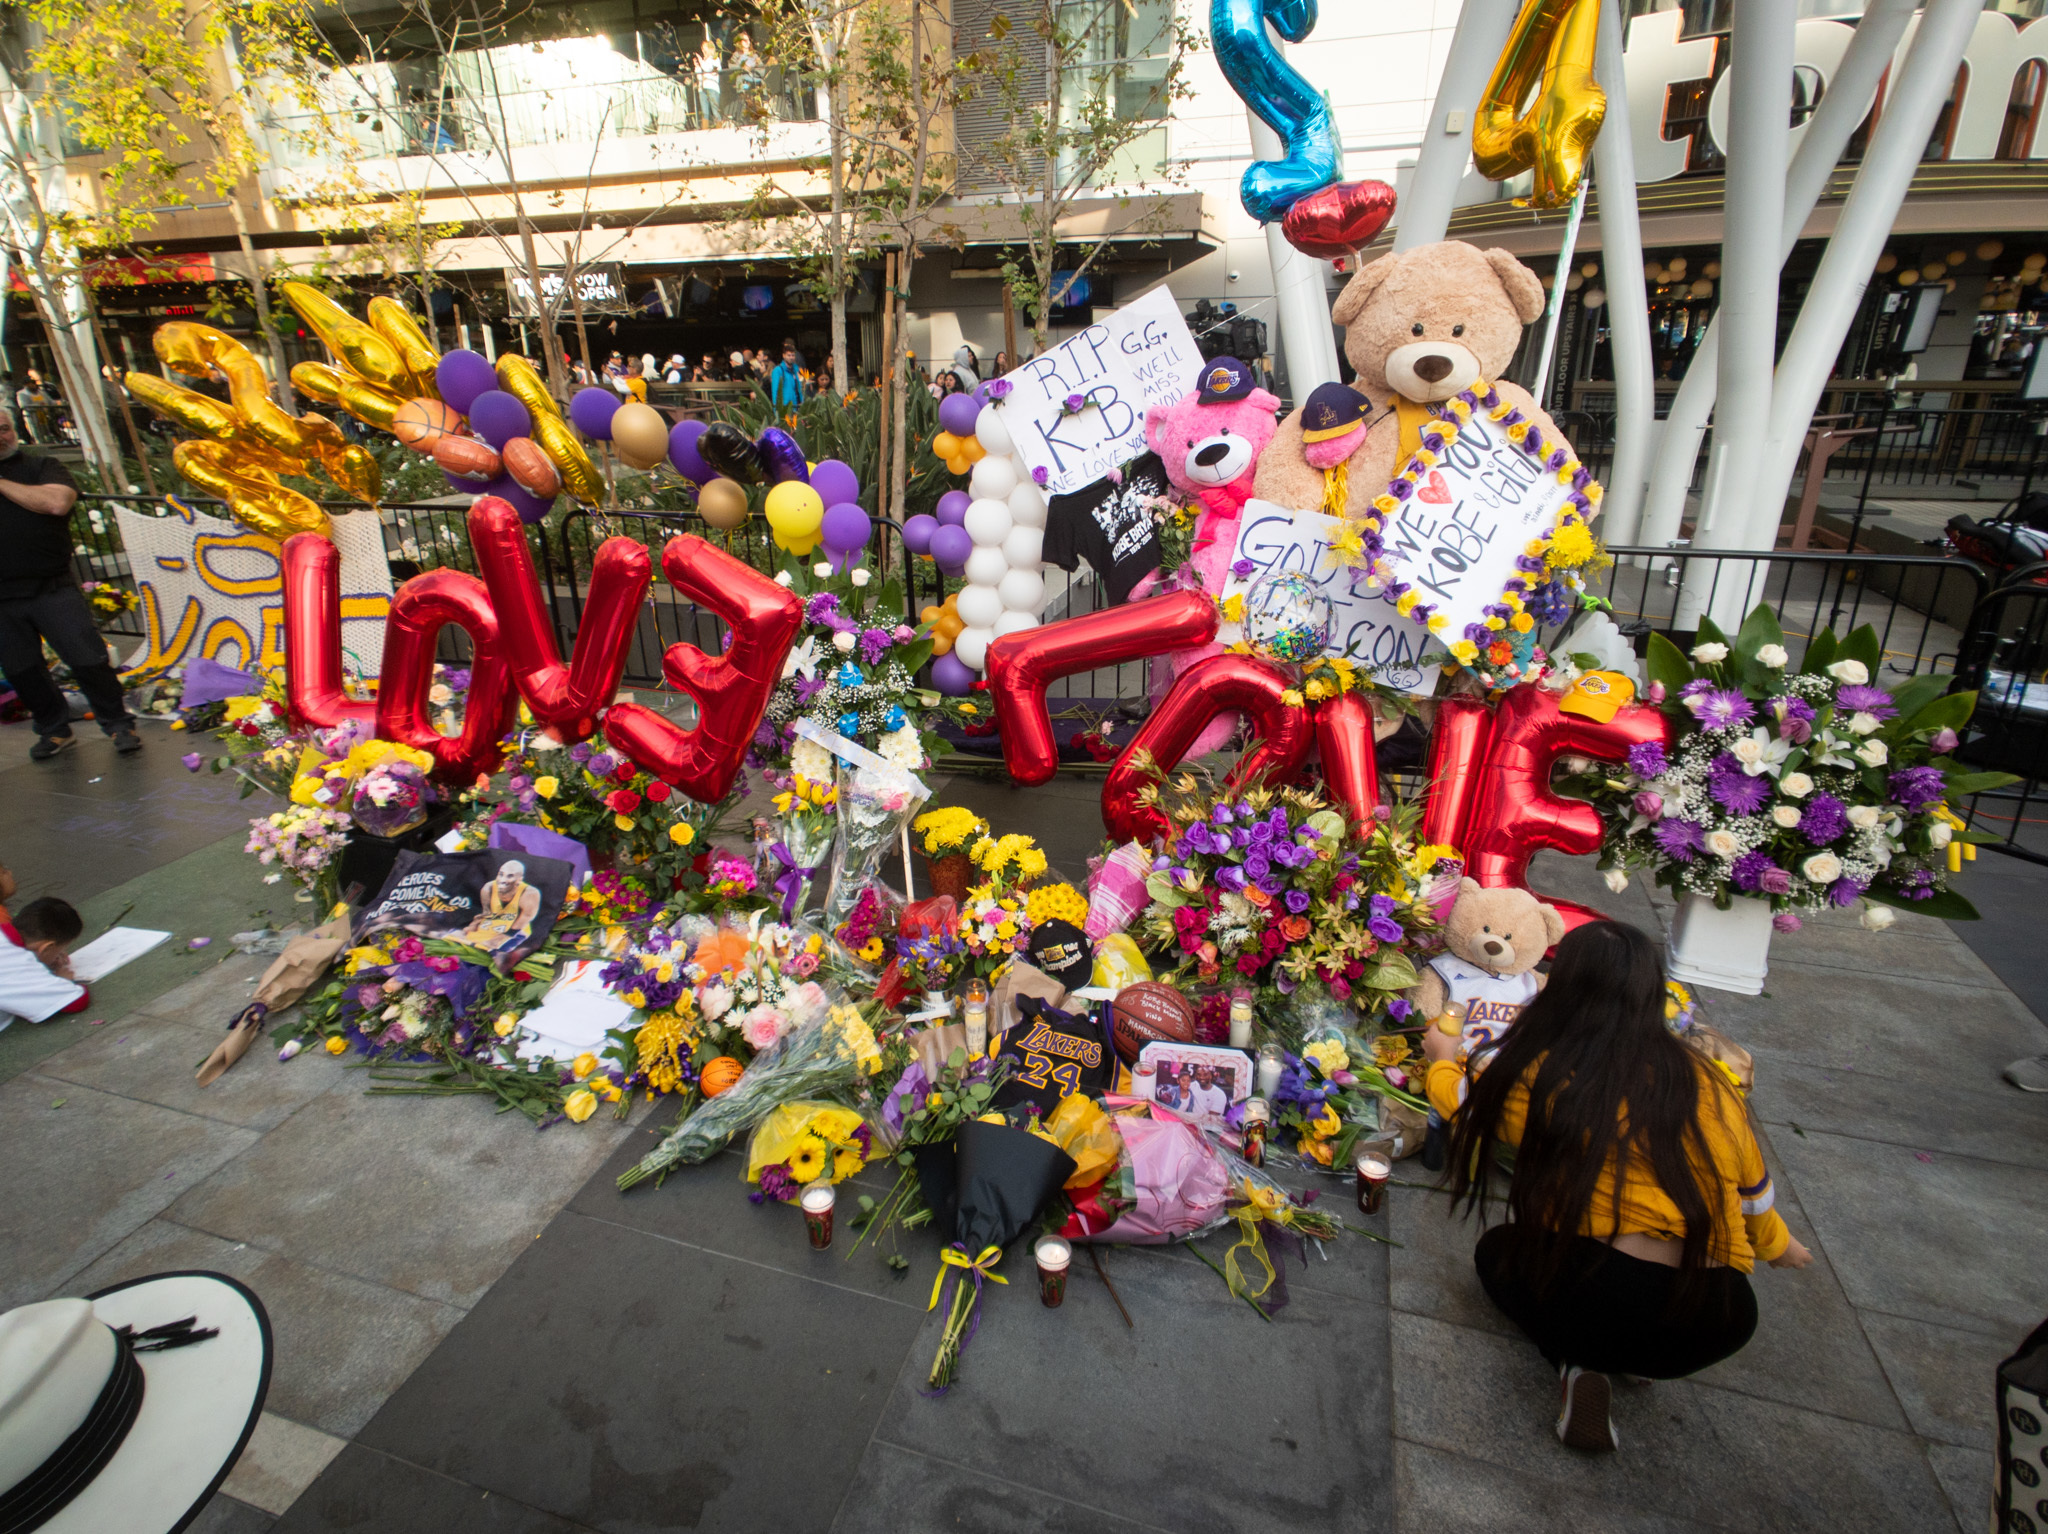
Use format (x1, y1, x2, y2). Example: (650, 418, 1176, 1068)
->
(871, 1239, 1393, 1534)
(1390, 1312, 1954, 1533)
(35, 1012, 347, 1132)
(273, 1445, 590, 1533)
(1392, 1438, 1716, 1533)
(185, 1493, 278, 1534)
(1947, 847, 2048, 1024)
(1766, 1128, 2048, 1340)
(1926, 1442, 1993, 1534)
(67, 1219, 466, 1438)
(165, 1082, 640, 1309)
(138, 953, 270, 1027)
(220, 1412, 348, 1516)
(1755, 899, 1995, 985)
(1385, 1183, 1518, 1342)
(353, 1211, 925, 1534)
(1747, 1051, 2048, 1172)
(1526, 850, 1664, 933)
(0, 1073, 257, 1307)
(1860, 1310, 2015, 1451)
(831, 1441, 1174, 1534)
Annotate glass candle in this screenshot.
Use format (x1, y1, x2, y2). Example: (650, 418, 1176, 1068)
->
(1256, 1042, 1286, 1100)
(800, 1181, 836, 1248)
(1228, 988, 1255, 1050)
(1034, 1235, 1071, 1307)
(963, 978, 990, 1058)
(1355, 1152, 1391, 1215)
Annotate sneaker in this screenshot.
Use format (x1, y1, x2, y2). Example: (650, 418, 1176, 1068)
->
(111, 727, 142, 755)
(29, 733, 75, 761)
(1556, 1365, 1619, 1452)
(2005, 1054, 2048, 1093)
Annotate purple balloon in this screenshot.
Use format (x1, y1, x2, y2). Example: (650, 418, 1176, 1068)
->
(901, 513, 939, 554)
(928, 524, 973, 569)
(935, 490, 972, 527)
(820, 502, 871, 554)
(436, 350, 497, 416)
(569, 387, 620, 440)
(668, 419, 712, 484)
(974, 381, 996, 406)
(825, 545, 864, 575)
(478, 469, 555, 525)
(938, 392, 982, 437)
(467, 390, 532, 449)
(755, 426, 810, 485)
(931, 652, 978, 696)
(810, 458, 860, 509)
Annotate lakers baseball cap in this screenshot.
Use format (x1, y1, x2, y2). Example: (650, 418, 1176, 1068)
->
(1026, 920, 1092, 988)
(1196, 357, 1256, 404)
(1299, 382, 1367, 443)
(1557, 670, 1635, 722)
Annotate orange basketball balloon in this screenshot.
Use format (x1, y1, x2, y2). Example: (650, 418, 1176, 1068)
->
(500, 436, 562, 498)
(700, 1056, 745, 1097)
(432, 434, 501, 482)
(392, 396, 462, 449)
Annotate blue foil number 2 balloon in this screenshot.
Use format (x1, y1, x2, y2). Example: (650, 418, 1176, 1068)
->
(1212, 0, 1341, 224)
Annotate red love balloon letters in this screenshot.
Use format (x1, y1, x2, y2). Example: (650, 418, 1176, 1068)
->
(1280, 179, 1397, 261)
(1102, 653, 1314, 844)
(1457, 684, 1673, 933)
(988, 590, 1219, 786)
(1421, 696, 1493, 850)
(375, 570, 522, 784)
(468, 497, 651, 743)
(602, 534, 801, 802)
(281, 533, 377, 734)
(1312, 691, 1382, 832)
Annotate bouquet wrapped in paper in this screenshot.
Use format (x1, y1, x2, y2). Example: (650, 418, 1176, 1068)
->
(1084, 841, 1153, 941)
(619, 1001, 882, 1189)
(822, 751, 929, 931)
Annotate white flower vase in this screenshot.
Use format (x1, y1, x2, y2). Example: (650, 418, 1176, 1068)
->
(1665, 893, 1774, 996)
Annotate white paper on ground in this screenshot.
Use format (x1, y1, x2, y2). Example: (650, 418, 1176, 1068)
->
(512, 959, 637, 1063)
(68, 927, 173, 983)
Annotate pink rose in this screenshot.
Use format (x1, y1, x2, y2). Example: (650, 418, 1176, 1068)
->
(1646, 681, 1666, 704)
(1633, 790, 1664, 820)
(1931, 728, 1959, 754)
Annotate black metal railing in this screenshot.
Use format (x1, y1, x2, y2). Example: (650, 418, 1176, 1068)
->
(1823, 403, 2048, 501)
(1950, 571, 2048, 866)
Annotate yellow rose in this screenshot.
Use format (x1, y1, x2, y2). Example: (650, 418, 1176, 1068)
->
(669, 822, 694, 846)
(533, 776, 557, 798)
(572, 1052, 599, 1079)
(615, 814, 635, 831)
(324, 1035, 348, 1055)
(563, 1089, 598, 1123)
(494, 1012, 519, 1037)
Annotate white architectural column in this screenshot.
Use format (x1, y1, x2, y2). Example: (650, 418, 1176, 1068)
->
(1589, 0, 1652, 545)
(1746, 0, 1984, 550)
(1393, 0, 1518, 254)
(1634, 0, 1916, 552)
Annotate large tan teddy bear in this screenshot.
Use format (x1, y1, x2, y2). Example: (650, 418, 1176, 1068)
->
(1253, 241, 1559, 518)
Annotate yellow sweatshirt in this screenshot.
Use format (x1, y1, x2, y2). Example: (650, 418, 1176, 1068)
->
(1427, 1054, 1791, 1272)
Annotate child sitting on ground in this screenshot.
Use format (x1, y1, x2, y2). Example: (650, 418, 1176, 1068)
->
(15, 895, 82, 980)
(0, 865, 87, 1028)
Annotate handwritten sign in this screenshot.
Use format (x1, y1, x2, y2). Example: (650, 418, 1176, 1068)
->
(1220, 501, 1449, 697)
(1375, 408, 1570, 644)
(997, 286, 1202, 498)
(116, 502, 393, 681)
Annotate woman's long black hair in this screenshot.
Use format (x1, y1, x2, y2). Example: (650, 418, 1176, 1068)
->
(1444, 921, 1733, 1294)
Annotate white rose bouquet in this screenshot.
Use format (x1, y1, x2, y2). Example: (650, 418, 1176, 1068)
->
(1580, 605, 2014, 928)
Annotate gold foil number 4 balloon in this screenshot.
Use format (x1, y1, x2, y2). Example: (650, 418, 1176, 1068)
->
(1472, 0, 1606, 210)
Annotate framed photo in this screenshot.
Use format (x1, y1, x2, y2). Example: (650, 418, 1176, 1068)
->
(1132, 1042, 1251, 1132)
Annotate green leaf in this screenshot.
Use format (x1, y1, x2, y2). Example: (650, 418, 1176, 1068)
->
(895, 638, 935, 678)
(1942, 770, 2022, 795)
(1838, 623, 1882, 675)
(1732, 602, 1785, 658)
(1885, 673, 1949, 724)
(1865, 884, 1982, 921)
(1800, 628, 1839, 676)
(1645, 631, 1693, 697)
(1694, 615, 1731, 652)
(1899, 691, 1976, 736)
(1144, 871, 1189, 908)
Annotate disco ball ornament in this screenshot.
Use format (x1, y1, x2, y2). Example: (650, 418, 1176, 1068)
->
(1242, 573, 1331, 663)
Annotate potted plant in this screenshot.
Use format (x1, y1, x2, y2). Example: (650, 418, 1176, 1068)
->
(912, 806, 988, 902)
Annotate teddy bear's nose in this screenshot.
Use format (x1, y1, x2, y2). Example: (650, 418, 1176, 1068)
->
(1481, 937, 1506, 956)
(1194, 441, 1233, 467)
(1412, 353, 1455, 383)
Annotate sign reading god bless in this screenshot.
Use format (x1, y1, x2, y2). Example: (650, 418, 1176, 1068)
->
(1220, 502, 1448, 697)
(999, 285, 1202, 498)
(115, 500, 393, 681)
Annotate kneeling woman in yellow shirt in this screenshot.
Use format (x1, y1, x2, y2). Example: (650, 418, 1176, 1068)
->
(1430, 920, 1812, 1453)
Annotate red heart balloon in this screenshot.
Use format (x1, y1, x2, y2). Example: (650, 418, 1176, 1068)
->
(1282, 179, 1397, 260)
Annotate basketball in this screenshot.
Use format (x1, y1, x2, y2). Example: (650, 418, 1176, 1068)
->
(392, 396, 463, 449)
(1110, 981, 1198, 1064)
(501, 437, 562, 499)
(431, 434, 501, 482)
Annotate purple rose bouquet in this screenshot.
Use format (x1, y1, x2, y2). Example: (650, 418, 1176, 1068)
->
(1590, 604, 2014, 921)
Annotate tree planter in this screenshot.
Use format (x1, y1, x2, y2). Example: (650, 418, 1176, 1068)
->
(1665, 893, 1774, 996)
(924, 851, 973, 903)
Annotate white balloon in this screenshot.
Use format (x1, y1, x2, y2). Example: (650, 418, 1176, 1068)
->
(968, 454, 1018, 501)
(1006, 481, 1047, 529)
(956, 582, 1004, 629)
(997, 567, 1044, 612)
(954, 626, 993, 672)
(992, 609, 1040, 638)
(1001, 524, 1044, 569)
(963, 546, 1009, 586)
(974, 405, 1015, 457)
(963, 496, 1014, 548)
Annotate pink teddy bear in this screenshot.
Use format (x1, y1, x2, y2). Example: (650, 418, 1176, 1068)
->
(1133, 357, 1281, 758)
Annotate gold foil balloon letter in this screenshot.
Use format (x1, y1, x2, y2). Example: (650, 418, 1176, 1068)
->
(1472, 0, 1605, 210)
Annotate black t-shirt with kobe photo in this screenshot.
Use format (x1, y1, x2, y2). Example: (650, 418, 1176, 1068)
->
(1041, 450, 1171, 604)
(0, 450, 81, 601)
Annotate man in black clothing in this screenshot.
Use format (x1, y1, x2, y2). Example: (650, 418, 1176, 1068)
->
(0, 415, 139, 759)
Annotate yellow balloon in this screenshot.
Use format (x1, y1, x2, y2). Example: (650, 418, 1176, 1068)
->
(930, 630, 953, 656)
(945, 454, 972, 476)
(1472, 0, 1605, 209)
(125, 372, 240, 442)
(610, 402, 670, 471)
(172, 441, 331, 540)
(297, 414, 383, 503)
(696, 477, 750, 531)
(960, 436, 986, 465)
(528, 413, 604, 505)
(291, 361, 404, 432)
(932, 431, 961, 460)
(279, 282, 407, 390)
(154, 322, 313, 460)
(763, 480, 825, 551)
(366, 297, 441, 400)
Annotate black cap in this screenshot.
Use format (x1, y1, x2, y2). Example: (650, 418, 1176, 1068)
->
(1195, 357, 1256, 404)
(1026, 919, 1092, 988)
(1299, 382, 1367, 442)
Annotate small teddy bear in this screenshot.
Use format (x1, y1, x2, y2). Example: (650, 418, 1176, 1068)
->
(1410, 877, 1565, 1066)
(1253, 241, 1560, 520)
